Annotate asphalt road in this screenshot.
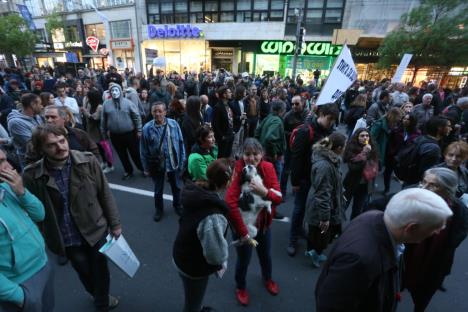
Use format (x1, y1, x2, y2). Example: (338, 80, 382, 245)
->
(51, 158, 468, 312)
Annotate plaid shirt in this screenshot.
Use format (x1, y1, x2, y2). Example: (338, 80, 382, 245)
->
(48, 159, 82, 247)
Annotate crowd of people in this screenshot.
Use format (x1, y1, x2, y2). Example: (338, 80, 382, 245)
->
(0, 64, 467, 312)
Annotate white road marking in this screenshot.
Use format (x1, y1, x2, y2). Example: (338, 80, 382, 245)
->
(109, 183, 290, 223)
(109, 183, 173, 201)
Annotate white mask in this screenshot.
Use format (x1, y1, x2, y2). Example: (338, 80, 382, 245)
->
(110, 87, 121, 99)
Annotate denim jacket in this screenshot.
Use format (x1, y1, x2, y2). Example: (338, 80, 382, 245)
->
(140, 118, 186, 173)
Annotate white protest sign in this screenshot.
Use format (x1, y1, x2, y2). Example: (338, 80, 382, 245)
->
(391, 53, 413, 83)
(316, 45, 357, 106)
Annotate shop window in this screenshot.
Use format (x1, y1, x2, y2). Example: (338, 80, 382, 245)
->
(307, 0, 324, 9)
(253, 0, 268, 10)
(34, 29, 47, 43)
(66, 25, 79, 42)
(190, 12, 204, 23)
(85, 24, 106, 41)
(190, 1, 202, 12)
(220, 12, 235, 22)
(306, 9, 322, 24)
(324, 9, 342, 23)
(205, 1, 218, 12)
(271, 0, 284, 10)
(149, 14, 161, 24)
(236, 0, 251, 11)
(326, 0, 344, 8)
(174, 13, 189, 23)
(253, 11, 268, 22)
(289, 0, 305, 9)
(236, 11, 252, 22)
(160, 1, 173, 13)
(175, 1, 187, 12)
(148, 3, 159, 14)
(204, 13, 218, 23)
(110, 20, 131, 39)
(269, 10, 284, 21)
(221, 1, 234, 10)
(161, 14, 174, 23)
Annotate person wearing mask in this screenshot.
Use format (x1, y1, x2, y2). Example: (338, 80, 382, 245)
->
(0, 148, 54, 312)
(367, 90, 390, 126)
(212, 86, 234, 158)
(173, 159, 234, 312)
(281, 95, 308, 197)
(413, 93, 434, 131)
(391, 82, 409, 107)
(7, 93, 43, 167)
(343, 128, 379, 219)
(54, 82, 81, 126)
(305, 133, 347, 267)
(403, 168, 468, 312)
(140, 102, 186, 222)
(188, 125, 218, 182)
(181, 96, 203, 155)
(101, 84, 143, 180)
(434, 141, 468, 198)
(315, 188, 453, 312)
(287, 104, 338, 257)
(225, 138, 282, 306)
(23, 124, 122, 312)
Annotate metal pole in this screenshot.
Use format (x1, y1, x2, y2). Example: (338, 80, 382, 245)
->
(291, 8, 302, 81)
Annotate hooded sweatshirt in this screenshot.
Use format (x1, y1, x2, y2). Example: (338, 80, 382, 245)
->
(100, 84, 142, 137)
(7, 110, 43, 161)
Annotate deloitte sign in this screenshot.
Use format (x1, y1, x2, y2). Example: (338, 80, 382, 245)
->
(148, 24, 203, 39)
(260, 41, 342, 56)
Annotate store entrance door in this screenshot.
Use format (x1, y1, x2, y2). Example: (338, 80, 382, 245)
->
(212, 58, 232, 72)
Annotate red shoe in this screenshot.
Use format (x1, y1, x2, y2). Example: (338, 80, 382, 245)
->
(235, 288, 249, 306)
(265, 279, 279, 296)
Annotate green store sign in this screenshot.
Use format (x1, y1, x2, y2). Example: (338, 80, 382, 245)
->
(260, 41, 342, 56)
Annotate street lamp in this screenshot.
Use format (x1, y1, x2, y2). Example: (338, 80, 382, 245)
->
(291, 8, 304, 81)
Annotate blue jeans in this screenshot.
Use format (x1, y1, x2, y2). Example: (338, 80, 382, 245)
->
(272, 159, 283, 185)
(234, 228, 272, 289)
(289, 180, 310, 244)
(152, 170, 182, 212)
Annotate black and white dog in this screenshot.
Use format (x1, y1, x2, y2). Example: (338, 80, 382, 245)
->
(236, 165, 272, 247)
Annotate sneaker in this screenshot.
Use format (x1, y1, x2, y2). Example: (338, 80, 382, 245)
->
(103, 166, 114, 174)
(264, 279, 279, 296)
(317, 254, 328, 263)
(235, 288, 249, 306)
(305, 250, 321, 268)
(286, 243, 297, 257)
(108, 295, 119, 310)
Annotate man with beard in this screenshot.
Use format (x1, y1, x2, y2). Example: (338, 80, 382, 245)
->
(23, 124, 122, 311)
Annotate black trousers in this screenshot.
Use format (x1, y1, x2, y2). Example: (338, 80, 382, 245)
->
(66, 242, 110, 310)
(110, 131, 143, 174)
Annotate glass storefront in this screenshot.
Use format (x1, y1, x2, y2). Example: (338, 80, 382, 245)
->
(141, 39, 211, 74)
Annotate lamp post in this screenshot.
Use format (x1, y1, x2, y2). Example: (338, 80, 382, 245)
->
(291, 8, 303, 81)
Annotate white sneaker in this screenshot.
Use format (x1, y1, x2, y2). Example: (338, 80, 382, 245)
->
(103, 166, 114, 174)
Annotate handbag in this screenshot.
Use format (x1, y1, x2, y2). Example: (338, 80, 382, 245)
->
(147, 123, 167, 177)
(362, 160, 379, 182)
(99, 140, 113, 165)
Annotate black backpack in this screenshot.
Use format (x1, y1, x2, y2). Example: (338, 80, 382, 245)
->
(394, 136, 430, 184)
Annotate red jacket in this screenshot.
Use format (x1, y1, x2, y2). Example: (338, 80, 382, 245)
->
(225, 159, 282, 237)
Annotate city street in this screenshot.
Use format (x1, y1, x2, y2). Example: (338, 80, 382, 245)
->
(52, 161, 468, 312)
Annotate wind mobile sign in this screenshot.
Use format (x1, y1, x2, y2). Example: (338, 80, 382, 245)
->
(260, 41, 342, 57)
(147, 24, 203, 39)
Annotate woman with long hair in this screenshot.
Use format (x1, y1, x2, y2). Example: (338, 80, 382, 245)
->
(344, 94, 367, 137)
(140, 88, 151, 123)
(181, 95, 203, 155)
(39, 92, 55, 107)
(304, 132, 347, 267)
(343, 128, 379, 219)
(259, 89, 271, 121)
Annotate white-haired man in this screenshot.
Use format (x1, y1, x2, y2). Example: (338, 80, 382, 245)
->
(413, 93, 434, 130)
(391, 82, 409, 107)
(315, 188, 453, 312)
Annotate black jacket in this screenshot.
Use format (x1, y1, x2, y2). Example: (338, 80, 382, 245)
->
(181, 113, 202, 155)
(283, 109, 308, 149)
(316, 211, 398, 312)
(212, 100, 234, 142)
(416, 135, 441, 181)
(229, 100, 242, 133)
(173, 182, 229, 277)
(290, 116, 332, 187)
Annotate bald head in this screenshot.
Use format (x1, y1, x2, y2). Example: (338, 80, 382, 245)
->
(200, 95, 209, 106)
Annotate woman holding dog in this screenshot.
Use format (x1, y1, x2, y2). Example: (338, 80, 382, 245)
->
(173, 158, 235, 312)
(225, 138, 283, 306)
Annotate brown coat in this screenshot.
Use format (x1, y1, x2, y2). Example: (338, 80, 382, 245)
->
(23, 150, 120, 255)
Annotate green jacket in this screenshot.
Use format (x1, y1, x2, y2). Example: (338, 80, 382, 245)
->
(23, 150, 121, 256)
(370, 116, 390, 165)
(255, 113, 286, 157)
(188, 144, 218, 181)
(0, 184, 46, 305)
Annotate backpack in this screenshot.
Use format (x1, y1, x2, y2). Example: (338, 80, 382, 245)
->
(289, 123, 314, 149)
(394, 136, 428, 184)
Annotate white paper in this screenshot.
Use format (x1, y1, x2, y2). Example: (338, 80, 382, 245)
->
(316, 45, 357, 106)
(392, 54, 413, 83)
(99, 234, 140, 278)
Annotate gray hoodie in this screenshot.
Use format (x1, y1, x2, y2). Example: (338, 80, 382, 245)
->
(7, 110, 43, 162)
(100, 84, 142, 137)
